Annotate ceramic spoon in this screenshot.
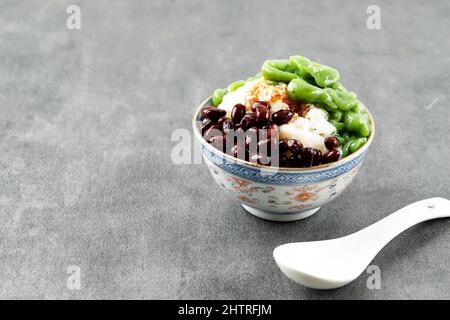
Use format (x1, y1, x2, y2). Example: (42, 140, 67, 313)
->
(273, 197, 450, 289)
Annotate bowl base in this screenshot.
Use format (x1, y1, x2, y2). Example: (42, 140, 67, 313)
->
(242, 205, 320, 222)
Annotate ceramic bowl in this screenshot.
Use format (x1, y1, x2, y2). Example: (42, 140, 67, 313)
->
(192, 97, 375, 222)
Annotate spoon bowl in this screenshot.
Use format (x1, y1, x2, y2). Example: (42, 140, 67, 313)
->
(273, 197, 450, 289)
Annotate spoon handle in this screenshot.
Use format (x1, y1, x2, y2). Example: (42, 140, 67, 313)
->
(348, 197, 450, 252)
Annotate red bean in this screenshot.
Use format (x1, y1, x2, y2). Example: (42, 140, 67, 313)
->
(250, 154, 271, 166)
(324, 136, 340, 150)
(251, 101, 270, 112)
(210, 135, 226, 152)
(230, 144, 248, 160)
(201, 107, 226, 121)
(266, 123, 279, 139)
(258, 127, 269, 140)
(225, 128, 245, 148)
(240, 114, 257, 131)
(204, 124, 222, 143)
(322, 149, 341, 164)
(301, 148, 322, 167)
(200, 106, 213, 119)
(231, 104, 246, 124)
(216, 117, 226, 128)
(201, 118, 214, 135)
(258, 138, 278, 157)
(288, 154, 303, 167)
(222, 119, 234, 131)
(300, 148, 313, 167)
(312, 149, 322, 166)
(244, 127, 259, 152)
(255, 105, 270, 126)
(280, 155, 289, 167)
(228, 144, 236, 157)
(287, 139, 303, 155)
(271, 154, 289, 167)
(271, 110, 293, 126)
(279, 139, 290, 154)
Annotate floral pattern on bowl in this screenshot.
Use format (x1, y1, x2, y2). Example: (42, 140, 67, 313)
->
(204, 154, 361, 217)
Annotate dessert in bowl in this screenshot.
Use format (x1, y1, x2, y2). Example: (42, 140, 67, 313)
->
(192, 55, 375, 222)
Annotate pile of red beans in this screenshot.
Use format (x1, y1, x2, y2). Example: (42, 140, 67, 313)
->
(200, 102, 341, 168)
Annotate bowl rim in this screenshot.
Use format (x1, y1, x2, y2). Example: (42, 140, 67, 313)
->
(192, 96, 375, 172)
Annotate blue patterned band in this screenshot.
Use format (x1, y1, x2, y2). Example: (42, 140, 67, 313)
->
(202, 146, 366, 185)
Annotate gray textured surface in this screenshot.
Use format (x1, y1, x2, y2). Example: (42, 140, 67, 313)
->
(0, 0, 449, 299)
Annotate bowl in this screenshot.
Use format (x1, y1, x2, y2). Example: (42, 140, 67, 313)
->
(192, 97, 375, 222)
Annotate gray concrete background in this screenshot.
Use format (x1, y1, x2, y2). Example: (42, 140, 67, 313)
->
(0, 0, 449, 299)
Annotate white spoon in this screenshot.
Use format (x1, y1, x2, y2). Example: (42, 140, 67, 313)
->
(273, 197, 450, 289)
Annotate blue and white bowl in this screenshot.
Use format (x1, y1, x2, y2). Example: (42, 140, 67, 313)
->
(193, 98, 375, 222)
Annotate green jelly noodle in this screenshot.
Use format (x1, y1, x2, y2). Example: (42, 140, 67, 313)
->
(210, 55, 372, 157)
(211, 88, 227, 107)
(227, 80, 245, 93)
